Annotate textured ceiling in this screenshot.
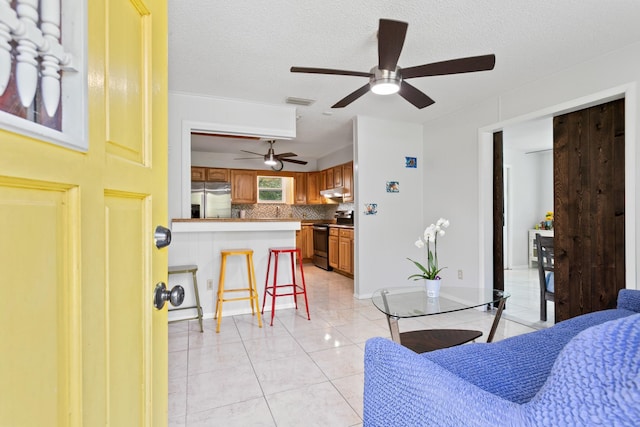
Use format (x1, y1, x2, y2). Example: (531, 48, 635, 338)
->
(169, 0, 640, 160)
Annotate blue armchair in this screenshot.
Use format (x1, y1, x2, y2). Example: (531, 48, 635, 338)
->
(364, 290, 640, 426)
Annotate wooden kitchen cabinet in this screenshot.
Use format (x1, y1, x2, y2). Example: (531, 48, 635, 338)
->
(191, 167, 206, 182)
(333, 165, 343, 188)
(192, 167, 229, 182)
(297, 224, 314, 260)
(342, 161, 353, 202)
(306, 171, 322, 204)
(328, 228, 339, 269)
(338, 228, 354, 274)
(230, 169, 257, 204)
(206, 168, 229, 182)
(294, 172, 307, 205)
(324, 169, 331, 191)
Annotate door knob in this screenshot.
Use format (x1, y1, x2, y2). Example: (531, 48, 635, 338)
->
(154, 225, 172, 249)
(153, 282, 185, 310)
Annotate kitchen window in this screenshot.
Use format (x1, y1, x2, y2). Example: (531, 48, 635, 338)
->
(257, 176, 293, 204)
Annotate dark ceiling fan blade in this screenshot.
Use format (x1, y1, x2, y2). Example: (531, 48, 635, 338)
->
(378, 19, 408, 71)
(290, 66, 372, 78)
(398, 81, 435, 109)
(281, 158, 308, 165)
(275, 152, 298, 158)
(332, 83, 371, 108)
(240, 149, 266, 156)
(401, 54, 496, 79)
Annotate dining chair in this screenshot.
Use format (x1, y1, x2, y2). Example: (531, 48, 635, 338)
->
(535, 233, 555, 322)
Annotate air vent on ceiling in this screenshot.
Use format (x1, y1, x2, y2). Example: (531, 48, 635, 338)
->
(285, 96, 316, 106)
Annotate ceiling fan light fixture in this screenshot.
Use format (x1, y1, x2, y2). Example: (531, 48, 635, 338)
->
(370, 66, 401, 95)
(264, 149, 277, 166)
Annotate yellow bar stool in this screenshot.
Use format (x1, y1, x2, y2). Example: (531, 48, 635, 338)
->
(168, 264, 204, 332)
(215, 249, 263, 333)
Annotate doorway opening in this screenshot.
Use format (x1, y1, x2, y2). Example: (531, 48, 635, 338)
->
(479, 85, 636, 329)
(501, 119, 555, 327)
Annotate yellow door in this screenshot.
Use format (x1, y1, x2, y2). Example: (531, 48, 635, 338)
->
(0, 0, 168, 425)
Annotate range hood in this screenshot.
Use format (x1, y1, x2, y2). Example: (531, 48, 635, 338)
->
(321, 187, 345, 198)
(320, 187, 345, 199)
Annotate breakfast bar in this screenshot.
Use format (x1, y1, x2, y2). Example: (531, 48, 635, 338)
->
(169, 219, 301, 322)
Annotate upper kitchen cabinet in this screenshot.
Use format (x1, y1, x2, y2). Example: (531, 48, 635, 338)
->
(231, 169, 257, 204)
(342, 162, 353, 202)
(206, 168, 230, 182)
(191, 167, 206, 182)
(306, 171, 323, 205)
(325, 168, 333, 191)
(294, 172, 307, 205)
(192, 167, 230, 182)
(333, 165, 343, 188)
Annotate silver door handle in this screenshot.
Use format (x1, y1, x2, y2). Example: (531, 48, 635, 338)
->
(153, 282, 185, 309)
(154, 225, 172, 249)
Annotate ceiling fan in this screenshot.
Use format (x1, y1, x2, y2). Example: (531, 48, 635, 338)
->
(291, 18, 496, 109)
(235, 140, 308, 171)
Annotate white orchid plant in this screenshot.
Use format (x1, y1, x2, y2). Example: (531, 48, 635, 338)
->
(407, 218, 450, 280)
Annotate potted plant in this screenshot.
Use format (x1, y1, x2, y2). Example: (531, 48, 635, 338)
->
(407, 218, 450, 297)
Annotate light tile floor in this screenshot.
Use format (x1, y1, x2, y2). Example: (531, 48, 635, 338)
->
(169, 265, 539, 426)
(504, 266, 555, 329)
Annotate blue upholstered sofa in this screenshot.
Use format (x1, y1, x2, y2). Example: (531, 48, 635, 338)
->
(364, 289, 640, 426)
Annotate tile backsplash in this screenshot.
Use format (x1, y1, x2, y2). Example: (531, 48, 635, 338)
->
(232, 202, 354, 220)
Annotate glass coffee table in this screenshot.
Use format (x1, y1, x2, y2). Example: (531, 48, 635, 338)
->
(371, 286, 510, 353)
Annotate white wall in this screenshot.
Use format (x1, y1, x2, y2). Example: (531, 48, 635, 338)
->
(419, 97, 501, 292)
(168, 91, 297, 220)
(317, 145, 354, 171)
(502, 148, 553, 267)
(537, 150, 553, 214)
(426, 40, 640, 290)
(354, 116, 424, 297)
(503, 147, 538, 267)
(503, 117, 553, 268)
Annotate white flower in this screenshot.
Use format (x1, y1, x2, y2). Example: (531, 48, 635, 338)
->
(437, 218, 450, 228)
(408, 217, 451, 281)
(424, 225, 436, 242)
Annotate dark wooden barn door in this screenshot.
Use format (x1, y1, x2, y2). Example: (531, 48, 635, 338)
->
(493, 132, 504, 293)
(553, 98, 625, 322)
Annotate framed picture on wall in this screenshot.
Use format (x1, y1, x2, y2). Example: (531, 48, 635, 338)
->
(386, 181, 399, 193)
(405, 157, 417, 168)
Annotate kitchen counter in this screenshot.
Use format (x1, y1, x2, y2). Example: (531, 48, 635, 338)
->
(171, 218, 301, 233)
(173, 218, 303, 223)
(327, 224, 355, 229)
(168, 218, 303, 322)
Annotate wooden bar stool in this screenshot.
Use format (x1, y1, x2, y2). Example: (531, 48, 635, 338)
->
(261, 247, 310, 326)
(215, 249, 262, 333)
(168, 264, 204, 332)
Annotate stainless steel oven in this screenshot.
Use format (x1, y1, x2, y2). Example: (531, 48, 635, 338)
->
(312, 210, 354, 271)
(313, 224, 331, 270)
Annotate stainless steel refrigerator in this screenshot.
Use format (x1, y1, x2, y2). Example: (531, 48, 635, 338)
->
(191, 181, 231, 218)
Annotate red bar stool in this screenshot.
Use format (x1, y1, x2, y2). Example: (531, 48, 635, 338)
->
(261, 247, 310, 326)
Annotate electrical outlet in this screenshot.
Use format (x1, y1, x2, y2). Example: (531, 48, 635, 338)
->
(207, 279, 213, 290)
(457, 270, 463, 280)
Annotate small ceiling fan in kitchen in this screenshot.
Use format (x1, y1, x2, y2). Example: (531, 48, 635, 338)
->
(290, 18, 495, 109)
(235, 140, 308, 171)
